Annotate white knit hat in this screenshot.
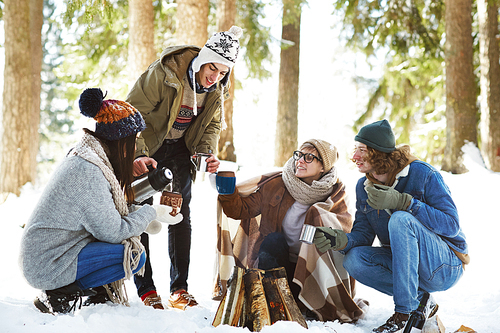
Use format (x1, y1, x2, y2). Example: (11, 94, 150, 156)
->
(192, 26, 243, 73)
(190, 26, 243, 130)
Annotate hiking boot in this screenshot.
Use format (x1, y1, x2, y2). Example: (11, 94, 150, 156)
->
(142, 291, 164, 309)
(167, 289, 198, 310)
(373, 312, 409, 333)
(34, 282, 86, 314)
(425, 294, 439, 318)
(83, 286, 112, 306)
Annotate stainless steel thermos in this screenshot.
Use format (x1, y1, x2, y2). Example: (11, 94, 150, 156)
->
(131, 167, 173, 204)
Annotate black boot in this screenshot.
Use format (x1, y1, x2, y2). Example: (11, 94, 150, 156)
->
(373, 312, 410, 333)
(34, 282, 86, 314)
(83, 285, 112, 306)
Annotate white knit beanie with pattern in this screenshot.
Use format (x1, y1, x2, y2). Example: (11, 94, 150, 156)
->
(192, 26, 243, 73)
(190, 26, 243, 130)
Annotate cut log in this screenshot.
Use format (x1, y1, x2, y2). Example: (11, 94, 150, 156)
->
(240, 291, 247, 327)
(212, 295, 226, 327)
(262, 277, 287, 324)
(263, 267, 288, 280)
(222, 266, 246, 326)
(423, 315, 446, 333)
(243, 269, 271, 332)
(213, 266, 307, 331)
(453, 324, 477, 333)
(212, 266, 245, 327)
(274, 277, 308, 329)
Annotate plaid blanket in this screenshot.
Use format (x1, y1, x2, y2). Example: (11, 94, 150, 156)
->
(212, 172, 367, 322)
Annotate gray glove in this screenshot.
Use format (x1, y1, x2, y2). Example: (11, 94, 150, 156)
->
(365, 184, 412, 210)
(313, 227, 348, 253)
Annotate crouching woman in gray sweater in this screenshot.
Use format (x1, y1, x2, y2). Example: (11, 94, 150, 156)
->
(19, 88, 165, 314)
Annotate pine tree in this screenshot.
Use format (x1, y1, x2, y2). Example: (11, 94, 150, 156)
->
(274, 0, 302, 167)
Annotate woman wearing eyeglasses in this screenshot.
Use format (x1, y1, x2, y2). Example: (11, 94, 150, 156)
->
(214, 139, 367, 323)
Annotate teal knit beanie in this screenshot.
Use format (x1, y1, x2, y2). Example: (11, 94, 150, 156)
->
(354, 119, 396, 153)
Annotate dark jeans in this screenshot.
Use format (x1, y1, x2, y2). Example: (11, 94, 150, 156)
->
(258, 232, 299, 299)
(134, 138, 193, 297)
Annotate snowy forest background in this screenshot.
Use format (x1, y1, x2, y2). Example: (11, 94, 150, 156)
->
(2, 0, 500, 199)
(1, 0, 500, 332)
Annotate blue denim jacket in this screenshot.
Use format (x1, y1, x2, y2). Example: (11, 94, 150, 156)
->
(343, 160, 468, 254)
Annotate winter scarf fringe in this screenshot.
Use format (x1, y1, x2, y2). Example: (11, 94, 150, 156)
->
(69, 131, 145, 306)
(282, 157, 338, 205)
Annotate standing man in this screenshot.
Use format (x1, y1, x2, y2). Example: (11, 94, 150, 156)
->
(126, 26, 243, 310)
(313, 119, 469, 332)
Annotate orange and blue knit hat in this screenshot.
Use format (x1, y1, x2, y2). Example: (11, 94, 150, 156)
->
(79, 88, 146, 141)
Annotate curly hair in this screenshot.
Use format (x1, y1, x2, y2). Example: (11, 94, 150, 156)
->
(357, 145, 413, 175)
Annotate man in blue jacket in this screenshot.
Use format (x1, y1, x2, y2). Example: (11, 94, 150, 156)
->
(313, 119, 469, 333)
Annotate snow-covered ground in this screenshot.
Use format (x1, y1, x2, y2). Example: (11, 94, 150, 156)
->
(1, 1, 499, 331)
(1, 143, 499, 333)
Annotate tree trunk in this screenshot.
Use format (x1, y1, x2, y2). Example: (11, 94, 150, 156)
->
(477, 0, 500, 171)
(274, 0, 301, 167)
(216, 0, 237, 162)
(30, 0, 43, 184)
(1, 0, 36, 201)
(128, 0, 156, 85)
(442, 0, 477, 174)
(176, 0, 208, 47)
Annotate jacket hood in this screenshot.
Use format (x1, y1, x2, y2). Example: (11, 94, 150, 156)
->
(159, 45, 201, 81)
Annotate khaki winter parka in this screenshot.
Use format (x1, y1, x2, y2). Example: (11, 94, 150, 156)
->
(126, 45, 230, 159)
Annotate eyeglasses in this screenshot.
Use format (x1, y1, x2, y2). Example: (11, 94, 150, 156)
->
(293, 150, 322, 163)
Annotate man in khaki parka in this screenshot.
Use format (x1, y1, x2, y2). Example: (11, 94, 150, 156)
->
(126, 26, 243, 310)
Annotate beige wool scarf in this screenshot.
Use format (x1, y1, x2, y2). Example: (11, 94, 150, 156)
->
(281, 157, 338, 205)
(69, 131, 145, 305)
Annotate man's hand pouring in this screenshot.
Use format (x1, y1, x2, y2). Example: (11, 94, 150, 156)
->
(133, 156, 158, 177)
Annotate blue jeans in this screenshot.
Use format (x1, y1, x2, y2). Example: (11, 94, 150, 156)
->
(134, 138, 193, 296)
(258, 232, 300, 300)
(75, 242, 146, 290)
(258, 232, 290, 271)
(343, 211, 463, 314)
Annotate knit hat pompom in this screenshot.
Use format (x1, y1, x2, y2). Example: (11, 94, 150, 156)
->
(78, 88, 146, 141)
(300, 139, 339, 173)
(228, 26, 243, 39)
(79, 88, 105, 118)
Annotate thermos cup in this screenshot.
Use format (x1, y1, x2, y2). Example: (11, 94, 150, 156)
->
(191, 153, 211, 172)
(299, 224, 317, 244)
(215, 171, 236, 195)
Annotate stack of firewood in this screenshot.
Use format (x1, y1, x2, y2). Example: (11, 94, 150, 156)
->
(212, 266, 308, 331)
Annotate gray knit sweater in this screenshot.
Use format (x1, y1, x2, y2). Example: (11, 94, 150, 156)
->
(19, 155, 155, 290)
